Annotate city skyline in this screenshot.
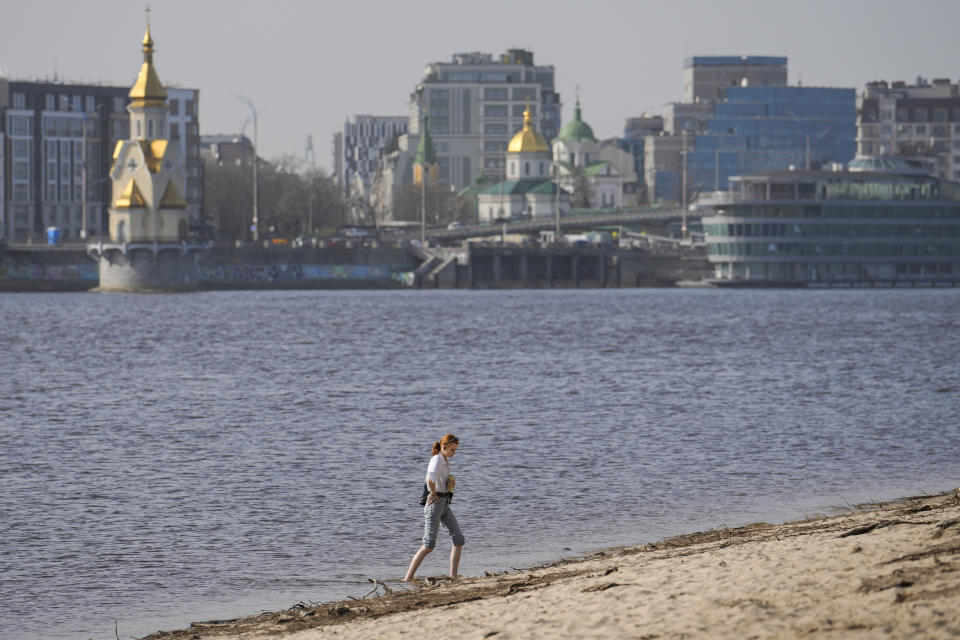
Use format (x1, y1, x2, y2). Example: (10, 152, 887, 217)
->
(3, 0, 959, 172)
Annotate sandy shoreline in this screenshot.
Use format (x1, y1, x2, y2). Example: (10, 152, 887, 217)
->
(144, 490, 960, 639)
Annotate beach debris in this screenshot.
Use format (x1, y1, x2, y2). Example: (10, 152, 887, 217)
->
(581, 582, 624, 592)
(601, 566, 619, 576)
(483, 631, 501, 638)
(837, 519, 933, 538)
(932, 517, 960, 539)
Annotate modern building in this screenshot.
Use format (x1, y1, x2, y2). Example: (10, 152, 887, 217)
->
(335, 115, 408, 196)
(683, 56, 788, 104)
(695, 157, 960, 286)
(645, 57, 855, 205)
(0, 75, 200, 242)
(407, 49, 562, 189)
(857, 78, 960, 181)
(477, 107, 568, 222)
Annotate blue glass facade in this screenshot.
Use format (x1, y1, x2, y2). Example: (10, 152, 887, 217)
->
(685, 87, 856, 195)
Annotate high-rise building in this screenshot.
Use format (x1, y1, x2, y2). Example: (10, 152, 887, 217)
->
(0, 77, 201, 242)
(336, 115, 408, 196)
(857, 78, 960, 181)
(408, 49, 562, 189)
(644, 57, 855, 205)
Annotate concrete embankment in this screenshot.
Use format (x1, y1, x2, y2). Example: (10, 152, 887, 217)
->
(0, 243, 709, 292)
(0, 244, 417, 292)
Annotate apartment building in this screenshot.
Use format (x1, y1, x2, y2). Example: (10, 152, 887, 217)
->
(857, 78, 960, 181)
(336, 115, 408, 196)
(408, 49, 562, 189)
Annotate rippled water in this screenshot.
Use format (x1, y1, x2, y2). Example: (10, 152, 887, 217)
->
(1, 288, 959, 640)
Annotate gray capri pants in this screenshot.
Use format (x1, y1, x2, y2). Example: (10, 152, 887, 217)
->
(422, 495, 465, 548)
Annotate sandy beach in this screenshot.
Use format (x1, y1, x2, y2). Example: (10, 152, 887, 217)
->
(144, 490, 960, 640)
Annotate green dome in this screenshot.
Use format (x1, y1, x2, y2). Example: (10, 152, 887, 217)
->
(556, 101, 597, 143)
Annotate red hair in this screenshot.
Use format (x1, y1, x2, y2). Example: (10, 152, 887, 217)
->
(432, 434, 459, 455)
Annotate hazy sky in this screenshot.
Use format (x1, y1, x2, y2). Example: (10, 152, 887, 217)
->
(3, 0, 959, 172)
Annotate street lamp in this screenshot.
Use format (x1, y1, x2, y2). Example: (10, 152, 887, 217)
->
(69, 101, 102, 240)
(238, 95, 259, 242)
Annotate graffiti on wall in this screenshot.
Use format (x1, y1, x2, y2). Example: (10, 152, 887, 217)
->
(197, 263, 414, 286)
(0, 263, 99, 281)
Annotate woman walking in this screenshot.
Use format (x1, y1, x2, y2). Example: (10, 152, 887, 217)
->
(404, 434, 465, 581)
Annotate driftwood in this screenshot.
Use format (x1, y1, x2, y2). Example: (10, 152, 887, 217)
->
(837, 519, 932, 538)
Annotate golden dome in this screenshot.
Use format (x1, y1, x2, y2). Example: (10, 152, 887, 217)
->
(129, 25, 167, 104)
(508, 107, 548, 153)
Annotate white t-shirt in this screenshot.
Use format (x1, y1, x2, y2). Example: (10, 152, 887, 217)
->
(425, 453, 451, 494)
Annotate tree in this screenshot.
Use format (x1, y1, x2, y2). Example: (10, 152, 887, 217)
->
(203, 154, 347, 240)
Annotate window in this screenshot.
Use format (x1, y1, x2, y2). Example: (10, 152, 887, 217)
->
(933, 108, 948, 122)
(484, 105, 508, 117)
(916, 125, 927, 135)
(113, 96, 125, 113)
(168, 99, 179, 115)
(914, 109, 928, 122)
(12, 92, 26, 109)
(512, 87, 537, 101)
(483, 88, 508, 100)
(513, 104, 534, 117)
(148, 119, 154, 138)
(45, 94, 55, 110)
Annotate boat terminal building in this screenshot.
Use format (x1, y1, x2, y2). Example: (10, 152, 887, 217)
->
(695, 156, 960, 286)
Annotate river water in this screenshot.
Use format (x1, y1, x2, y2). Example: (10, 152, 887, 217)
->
(1, 288, 958, 640)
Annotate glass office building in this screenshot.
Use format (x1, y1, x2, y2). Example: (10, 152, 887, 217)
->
(685, 86, 856, 196)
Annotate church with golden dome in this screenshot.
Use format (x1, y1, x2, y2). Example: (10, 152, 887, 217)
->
(476, 107, 569, 222)
(87, 17, 203, 291)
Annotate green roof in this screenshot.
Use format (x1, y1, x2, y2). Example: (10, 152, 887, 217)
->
(583, 162, 612, 176)
(413, 112, 437, 166)
(555, 101, 597, 143)
(478, 180, 561, 196)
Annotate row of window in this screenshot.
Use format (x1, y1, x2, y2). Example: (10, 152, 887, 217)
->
(704, 222, 960, 238)
(866, 106, 960, 123)
(713, 203, 960, 219)
(709, 241, 960, 257)
(9, 92, 195, 116)
(483, 105, 537, 118)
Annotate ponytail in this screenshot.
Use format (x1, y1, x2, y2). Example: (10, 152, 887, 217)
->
(432, 433, 459, 455)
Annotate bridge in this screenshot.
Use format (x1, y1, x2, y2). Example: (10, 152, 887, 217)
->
(384, 206, 692, 242)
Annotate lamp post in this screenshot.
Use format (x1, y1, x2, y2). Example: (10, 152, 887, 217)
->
(238, 95, 259, 242)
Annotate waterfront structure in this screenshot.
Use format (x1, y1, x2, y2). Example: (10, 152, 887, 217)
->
(406, 49, 562, 190)
(683, 56, 788, 103)
(695, 158, 960, 286)
(477, 107, 568, 222)
(87, 22, 203, 291)
(857, 78, 960, 182)
(0, 77, 200, 243)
